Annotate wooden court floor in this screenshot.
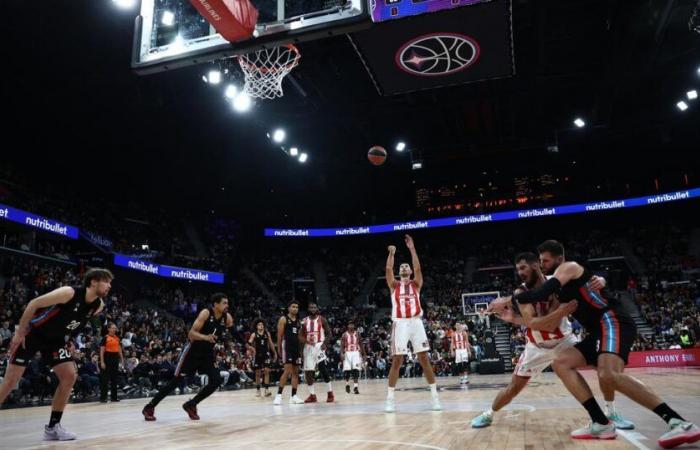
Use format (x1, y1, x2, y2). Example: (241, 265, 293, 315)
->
(1, 367, 699, 450)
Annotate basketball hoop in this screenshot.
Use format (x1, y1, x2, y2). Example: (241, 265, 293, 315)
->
(237, 44, 301, 99)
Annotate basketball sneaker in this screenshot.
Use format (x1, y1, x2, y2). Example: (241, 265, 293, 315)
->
(384, 398, 396, 413)
(658, 419, 700, 449)
(354, 387, 360, 395)
(273, 394, 282, 405)
(431, 396, 442, 411)
(290, 395, 305, 405)
(345, 385, 350, 394)
(607, 411, 635, 430)
(142, 404, 156, 421)
(255, 390, 261, 397)
(182, 401, 200, 420)
(43, 424, 77, 441)
(304, 394, 317, 403)
(326, 392, 335, 403)
(471, 412, 493, 428)
(570, 421, 616, 440)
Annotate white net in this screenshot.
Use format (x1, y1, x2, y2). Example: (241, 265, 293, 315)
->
(237, 45, 301, 99)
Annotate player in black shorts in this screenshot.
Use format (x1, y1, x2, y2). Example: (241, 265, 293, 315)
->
(0, 268, 112, 441)
(247, 318, 277, 397)
(499, 240, 699, 448)
(273, 301, 304, 405)
(142, 293, 233, 422)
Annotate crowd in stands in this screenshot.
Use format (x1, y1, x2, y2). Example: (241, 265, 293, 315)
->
(2, 180, 700, 409)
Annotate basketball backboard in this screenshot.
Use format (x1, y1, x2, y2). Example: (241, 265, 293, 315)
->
(132, 0, 369, 74)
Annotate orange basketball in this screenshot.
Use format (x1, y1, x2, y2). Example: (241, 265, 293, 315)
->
(367, 145, 387, 165)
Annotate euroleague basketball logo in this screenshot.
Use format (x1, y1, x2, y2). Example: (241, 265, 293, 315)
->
(395, 33, 480, 77)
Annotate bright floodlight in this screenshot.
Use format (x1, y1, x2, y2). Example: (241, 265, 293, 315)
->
(573, 118, 585, 128)
(161, 11, 175, 26)
(299, 153, 308, 163)
(272, 129, 286, 143)
(290, 147, 299, 156)
(232, 92, 252, 112)
(224, 85, 238, 99)
(396, 142, 406, 151)
(677, 101, 689, 111)
(207, 70, 221, 85)
(112, 0, 136, 9)
(412, 162, 423, 170)
(687, 90, 698, 100)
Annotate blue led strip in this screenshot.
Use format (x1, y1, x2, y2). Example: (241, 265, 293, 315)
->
(264, 188, 700, 238)
(0, 202, 79, 239)
(113, 253, 224, 284)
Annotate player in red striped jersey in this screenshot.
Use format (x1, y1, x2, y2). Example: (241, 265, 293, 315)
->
(474, 252, 633, 431)
(299, 302, 334, 403)
(341, 320, 365, 394)
(384, 235, 441, 413)
(450, 323, 471, 385)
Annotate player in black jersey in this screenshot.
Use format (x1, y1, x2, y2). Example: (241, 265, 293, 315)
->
(0, 268, 112, 441)
(142, 293, 233, 422)
(493, 240, 699, 448)
(273, 301, 304, 405)
(247, 318, 277, 397)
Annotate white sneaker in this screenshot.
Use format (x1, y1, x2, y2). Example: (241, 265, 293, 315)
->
(273, 394, 282, 405)
(255, 390, 261, 398)
(290, 395, 305, 405)
(431, 397, 442, 411)
(385, 398, 396, 413)
(658, 418, 700, 449)
(44, 423, 77, 441)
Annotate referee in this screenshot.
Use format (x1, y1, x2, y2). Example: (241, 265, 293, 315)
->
(100, 323, 123, 403)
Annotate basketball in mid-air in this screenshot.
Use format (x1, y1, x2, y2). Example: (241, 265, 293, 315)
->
(367, 145, 387, 165)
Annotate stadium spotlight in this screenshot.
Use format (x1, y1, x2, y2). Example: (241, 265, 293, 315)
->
(573, 117, 585, 128)
(290, 147, 299, 157)
(396, 142, 406, 152)
(161, 11, 175, 26)
(232, 92, 252, 112)
(299, 153, 308, 163)
(112, 0, 136, 9)
(207, 70, 222, 85)
(677, 101, 689, 111)
(687, 90, 698, 100)
(272, 129, 286, 143)
(224, 85, 238, 99)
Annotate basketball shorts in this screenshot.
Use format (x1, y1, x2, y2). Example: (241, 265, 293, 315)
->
(9, 333, 74, 368)
(575, 312, 636, 366)
(343, 351, 362, 371)
(391, 318, 430, 355)
(514, 334, 577, 378)
(303, 343, 327, 371)
(455, 348, 470, 364)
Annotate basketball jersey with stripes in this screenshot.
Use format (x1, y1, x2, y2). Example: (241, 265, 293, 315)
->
(30, 286, 103, 340)
(451, 331, 469, 350)
(391, 280, 423, 319)
(558, 266, 633, 329)
(517, 282, 571, 346)
(343, 331, 360, 352)
(302, 315, 325, 345)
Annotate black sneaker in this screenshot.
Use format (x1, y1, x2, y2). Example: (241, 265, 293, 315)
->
(354, 387, 359, 395)
(142, 404, 156, 421)
(183, 401, 200, 420)
(345, 385, 350, 394)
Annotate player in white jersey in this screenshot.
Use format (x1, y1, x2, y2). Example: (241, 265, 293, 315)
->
(299, 302, 334, 403)
(384, 234, 441, 413)
(472, 252, 634, 430)
(341, 320, 366, 394)
(450, 323, 471, 385)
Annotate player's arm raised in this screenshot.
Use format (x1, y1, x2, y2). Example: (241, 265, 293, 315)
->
(188, 309, 216, 343)
(405, 235, 422, 290)
(386, 245, 397, 291)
